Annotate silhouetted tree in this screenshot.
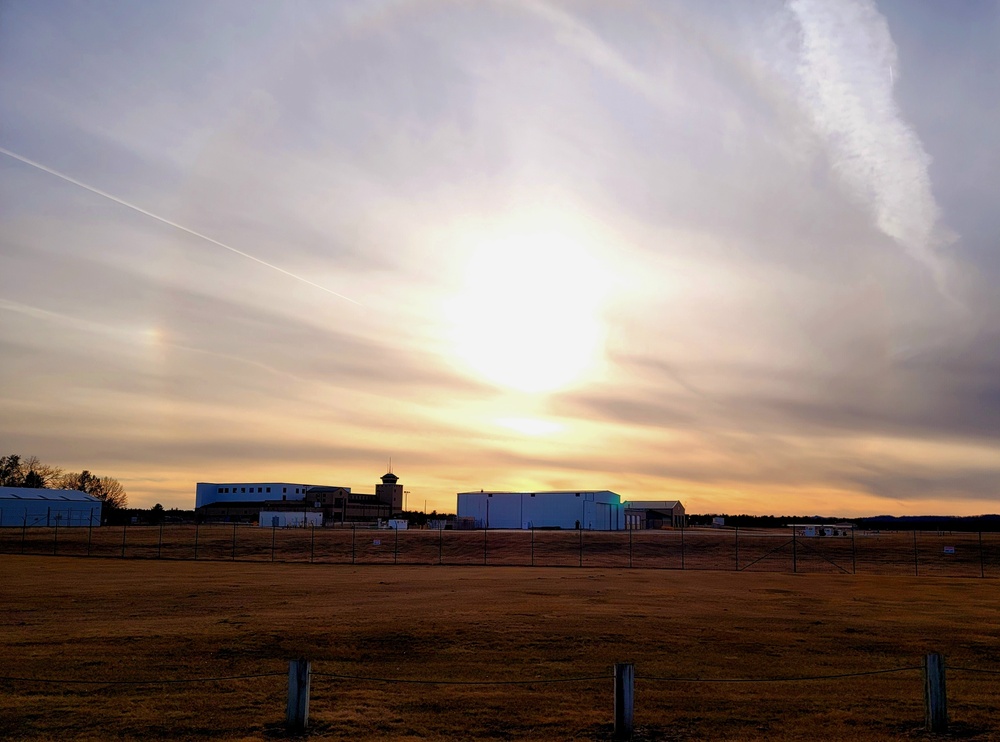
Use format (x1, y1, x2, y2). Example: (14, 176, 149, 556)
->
(59, 470, 128, 509)
(22, 470, 44, 488)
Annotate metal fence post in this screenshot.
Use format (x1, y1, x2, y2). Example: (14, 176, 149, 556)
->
(913, 530, 919, 576)
(394, 523, 399, 565)
(792, 527, 797, 573)
(614, 663, 634, 740)
(271, 524, 277, 562)
(579, 526, 583, 567)
(232, 522, 238, 561)
(924, 653, 948, 733)
(20, 513, 27, 554)
(735, 526, 739, 571)
(310, 524, 315, 564)
(286, 658, 311, 732)
(194, 521, 200, 560)
(628, 526, 632, 569)
(87, 511, 93, 557)
(121, 523, 127, 558)
(681, 525, 685, 570)
(439, 525, 444, 566)
(851, 527, 856, 575)
(483, 527, 488, 566)
(53, 517, 59, 555)
(351, 524, 356, 565)
(979, 531, 985, 578)
(157, 522, 163, 559)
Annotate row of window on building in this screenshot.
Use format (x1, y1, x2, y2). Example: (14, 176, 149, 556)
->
(216, 486, 303, 495)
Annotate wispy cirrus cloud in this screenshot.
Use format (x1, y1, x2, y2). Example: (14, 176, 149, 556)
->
(789, 0, 953, 288)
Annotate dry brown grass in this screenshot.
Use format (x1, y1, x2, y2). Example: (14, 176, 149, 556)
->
(1, 556, 998, 740)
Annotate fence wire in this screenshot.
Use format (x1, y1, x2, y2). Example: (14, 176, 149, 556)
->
(2, 524, 999, 578)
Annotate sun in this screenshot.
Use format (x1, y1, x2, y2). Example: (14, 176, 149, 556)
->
(447, 227, 609, 393)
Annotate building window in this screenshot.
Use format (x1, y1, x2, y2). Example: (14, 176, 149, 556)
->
(258, 487, 262, 493)
(266, 487, 271, 493)
(217, 487, 222, 493)
(241, 487, 246, 493)
(530, 493, 535, 497)
(283, 487, 287, 493)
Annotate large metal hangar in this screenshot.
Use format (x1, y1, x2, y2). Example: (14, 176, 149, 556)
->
(456, 491, 624, 530)
(0, 487, 102, 527)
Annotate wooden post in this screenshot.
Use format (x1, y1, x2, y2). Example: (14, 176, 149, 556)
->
(614, 662, 634, 740)
(286, 658, 311, 732)
(924, 653, 948, 733)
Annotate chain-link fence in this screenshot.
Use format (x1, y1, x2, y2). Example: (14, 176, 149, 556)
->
(3, 524, 999, 576)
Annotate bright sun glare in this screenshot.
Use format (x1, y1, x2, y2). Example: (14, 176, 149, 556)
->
(450, 227, 608, 393)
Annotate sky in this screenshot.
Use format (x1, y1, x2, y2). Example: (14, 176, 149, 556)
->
(2, 0, 999, 516)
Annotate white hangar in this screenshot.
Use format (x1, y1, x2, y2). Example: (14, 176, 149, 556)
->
(0, 487, 102, 527)
(456, 490, 624, 530)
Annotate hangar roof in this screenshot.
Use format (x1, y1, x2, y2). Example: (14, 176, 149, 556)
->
(0, 487, 99, 502)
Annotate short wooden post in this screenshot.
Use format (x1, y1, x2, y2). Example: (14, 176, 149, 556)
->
(286, 658, 311, 732)
(614, 662, 634, 740)
(924, 653, 948, 733)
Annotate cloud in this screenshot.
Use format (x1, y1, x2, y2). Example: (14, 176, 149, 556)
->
(789, 0, 953, 287)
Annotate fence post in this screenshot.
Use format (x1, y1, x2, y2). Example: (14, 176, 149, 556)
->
(924, 653, 947, 733)
(681, 525, 685, 570)
(310, 524, 315, 564)
(88, 511, 93, 557)
(394, 523, 399, 565)
(53, 517, 59, 555)
(194, 522, 200, 560)
(735, 526, 739, 571)
(979, 531, 985, 578)
(579, 526, 583, 568)
(157, 522, 163, 559)
(286, 658, 311, 732)
(913, 530, 919, 576)
(792, 527, 797, 573)
(232, 522, 238, 561)
(439, 525, 444, 565)
(851, 527, 856, 574)
(483, 527, 488, 566)
(614, 662, 634, 740)
(628, 526, 632, 569)
(351, 524, 356, 565)
(21, 513, 27, 554)
(121, 522, 128, 558)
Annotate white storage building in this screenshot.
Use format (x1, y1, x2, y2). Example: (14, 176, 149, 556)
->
(195, 481, 332, 509)
(258, 510, 323, 528)
(0, 487, 102, 527)
(456, 491, 624, 530)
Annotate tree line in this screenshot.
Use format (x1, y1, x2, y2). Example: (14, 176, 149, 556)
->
(0, 453, 128, 509)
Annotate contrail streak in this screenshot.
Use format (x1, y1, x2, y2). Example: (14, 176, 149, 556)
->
(0, 146, 360, 305)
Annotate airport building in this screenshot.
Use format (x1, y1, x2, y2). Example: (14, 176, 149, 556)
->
(195, 472, 404, 524)
(623, 500, 686, 529)
(456, 491, 624, 531)
(0, 487, 102, 527)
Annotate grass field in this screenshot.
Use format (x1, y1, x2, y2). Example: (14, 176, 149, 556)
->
(1, 556, 998, 740)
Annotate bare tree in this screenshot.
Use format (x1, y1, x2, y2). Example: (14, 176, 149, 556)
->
(21, 455, 63, 487)
(58, 470, 128, 509)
